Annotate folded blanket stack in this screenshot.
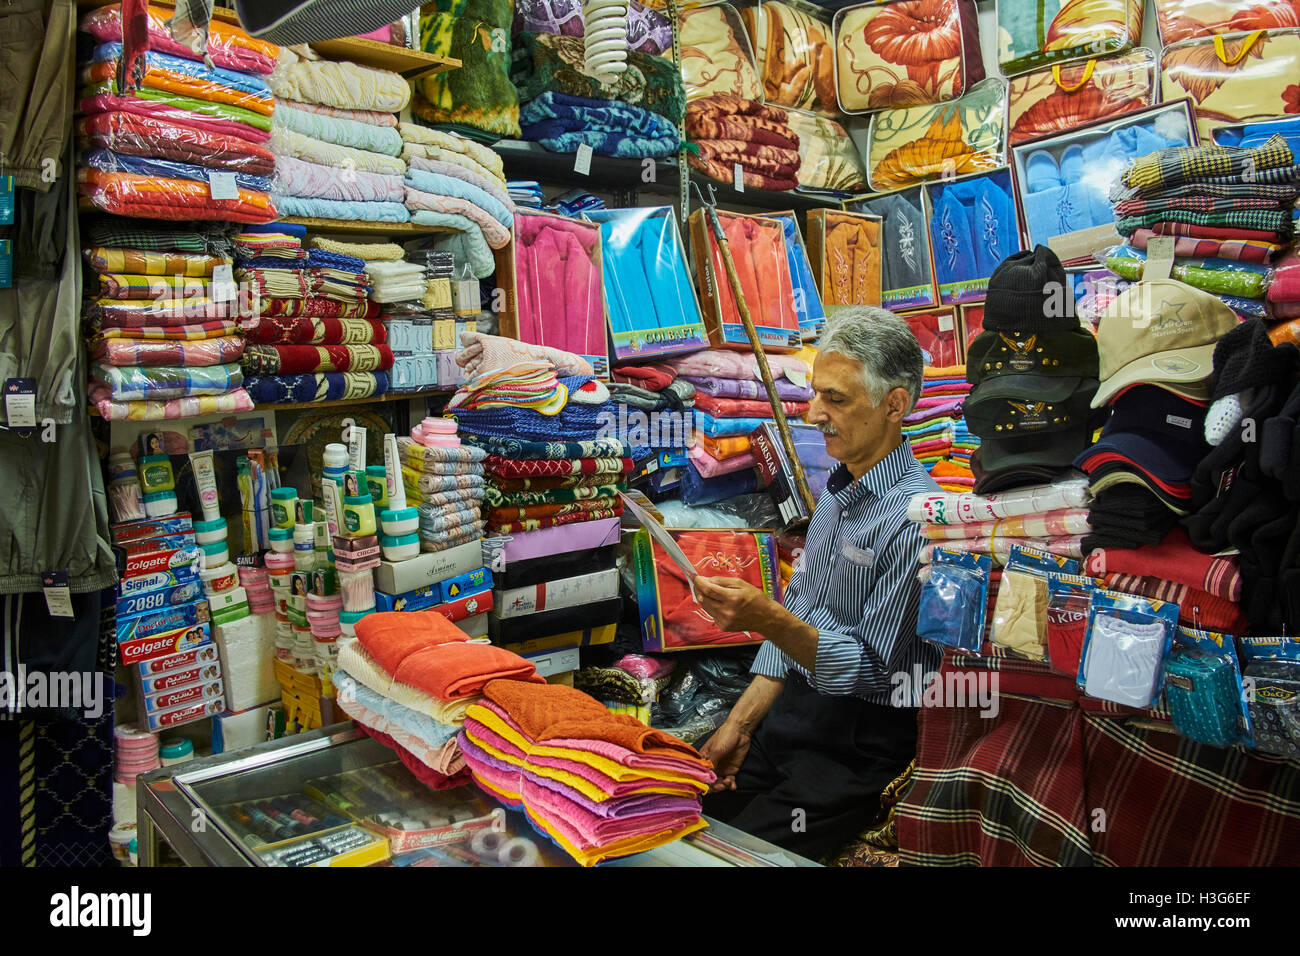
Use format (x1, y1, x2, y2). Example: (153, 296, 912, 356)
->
(1111, 135, 1298, 321)
(398, 124, 515, 280)
(607, 364, 696, 484)
(520, 91, 680, 160)
(335, 609, 546, 789)
(75, 4, 280, 223)
(397, 431, 489, 552)
(236, 222, 392, 403)
(415, 0, 521, 139)
(460, 678, 714, 866)
(912, 365, 977, 491)
(267, 46, 411, 223)
(512, 30, 684, 157)
(82, 219, 255, 419)
(685, 94, 800, 192)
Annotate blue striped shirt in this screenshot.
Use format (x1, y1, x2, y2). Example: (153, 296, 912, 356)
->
(751, 441, 941, 706)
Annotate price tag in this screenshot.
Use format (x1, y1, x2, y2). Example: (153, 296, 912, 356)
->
(0, 176, 13, 225)
(0, 239, 11, 290)
(937, 313, 954, 332)
(207, 171, 238, 200)
(211, 264, 236, 302)
(4, 377, 36, 428)
(1145, 236, 1175, 280)
(733, 163, 745, 192)
(42, 570, 75, 619)
(574, 143, 593, 176)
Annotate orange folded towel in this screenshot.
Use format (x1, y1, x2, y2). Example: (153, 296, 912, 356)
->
(395, 643, 545, 701)
(355, 609, 469, 674)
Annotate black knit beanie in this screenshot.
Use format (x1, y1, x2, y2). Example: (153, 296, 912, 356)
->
(1212, 318, 1299, 401)
(982, 245, 1072, 333)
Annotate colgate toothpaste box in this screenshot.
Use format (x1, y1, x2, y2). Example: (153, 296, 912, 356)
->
(118, 621, 212, 667)
(139, 661, 223, 694)
(144, 696, 226, 731)
(135, 644, 220, 677)
(143, 680, 225, 714)
(116, 579, 204, 619)
(120, 531, 197, 556)
(111, 513, 195, 544)
(117, 562, 202, 599)
(115, 600, 209, 644)
(123, 545, 202, 581)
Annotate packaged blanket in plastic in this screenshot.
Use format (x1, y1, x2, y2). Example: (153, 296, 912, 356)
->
(1103, 244, 1273, 299)
(92, 336, 246, 367)
(80, 80, 273, 135)
(79, 3, 280, 75)
(89, 386, 255, 422)
(82, 148, 273, 195)
(679, 3, 763, 102)
(90, 299, 240, 329)
(518, 91, 678, 158)
(82, 245, 229, 277)
(78, 90, 272, 143)
(75, 111, 276, 175)
(92, 362, 244, 400)
(78, 169, 278, 223)
(741, 1, 836, 115)
(91, 319, 240, 342)
(83, 44, 275, 115)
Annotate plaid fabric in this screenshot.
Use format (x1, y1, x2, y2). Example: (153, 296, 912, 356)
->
(83, 247, 230, 277)
(1114, 196, 1292, 218)
(1198, 164, 1300, 187)
(1102, 573, 1246, 633)
(1117, 209, 1294, 237)
(81, 217, 236, 256)
(485, 483, 622, 506)
(897, 691, 1300, 865)
(463, 433, 630, 461)
(1114, 181, 1298, 203)
(1121, 135, 1294, 193)
(90, 319, 238, 341)
(1128, 229, 1283, 264)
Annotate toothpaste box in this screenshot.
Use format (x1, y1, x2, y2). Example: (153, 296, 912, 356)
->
(115, 600, 210, 644)
(140, 662, 223, 694)
(440, 566, 492, 602)
(143, 679, 225, 714)
(119, 621, 213, 667)
(116, 579, 205, 619)
(145, 696, 226, 731)
(120, 531, 197, 556)
(123, 545, 202, 581)
(427, 584, 493, 624)
(116, 562, 202, 599)
(136, 644, 220, 677)
(111, 513, 195, 544)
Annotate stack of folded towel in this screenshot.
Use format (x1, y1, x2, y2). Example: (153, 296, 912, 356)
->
(397, 424, 489, 552)
(608, 364, 697, 482)
(268, 46, 411, 223)
(366, 260, 428, 304)
(460, 678, 715, 865)
(910, 364, 977, 488)
(236, 223, 394, 403)
(509, 181, 545, 209)
(76, 3, 279, 223)
(83, 218, 256, 420)
(1109, 135, 1298, 321)
(685, 94, 800, 192)
(335, 609, 545, 789)
(399, 124, 515, 279)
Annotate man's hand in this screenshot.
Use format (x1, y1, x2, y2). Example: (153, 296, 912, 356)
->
(693, 575, 777, 634)
(700, 720, 751, 792)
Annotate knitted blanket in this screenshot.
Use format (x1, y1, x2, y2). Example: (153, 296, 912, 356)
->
(273, 99, 403, 156)
(519, 92, 679, 158)
(241, 316, 385, 345)
(273, 154, 405, 203)
(241, 344, 394, 374)
(685, 94, 796, 149)
(463, 434, 629, 461)
(269, 46, 410, 113)
(511, 32, 684, 125)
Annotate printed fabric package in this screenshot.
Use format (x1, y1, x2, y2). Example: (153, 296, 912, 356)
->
(1161, 29, 1300, 143)
(783, 110, 868, 194)
(1078, 590, 1179, 709)
(1162, 626, 1251, 748)
(679, 3, 763, 102)
(833, 0, 984, 114)
(918, 547, 991, 652)
(741, 1, 837, 115)
(1237, 637, 1300, 757)
(79, 3, 280, 74)
(584, 207, 710, 362)
(1007, 49, 1158, 146)
(925, 167, 1021, 305)
(848, 186, 936, 309)
(865, 77, 1007, 191)
(1153, 0, 1300, 46)
(996, 0, 1144, 77)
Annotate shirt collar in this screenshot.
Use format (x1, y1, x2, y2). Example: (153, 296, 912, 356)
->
(827, 441, 915, 507)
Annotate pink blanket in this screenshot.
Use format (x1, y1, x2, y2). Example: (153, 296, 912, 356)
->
(93, 336, 245, 367)
(274, 154, 406, 204)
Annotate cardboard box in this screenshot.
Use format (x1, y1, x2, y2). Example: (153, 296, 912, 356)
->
(119, 621, 213, 667)
(688, 208, 802, 353)
(1009, 99, 1200, 266)
(844, 187, 938, 311)
(144, 695, 226, 731)
(497, 622, 617, 657)
(522, 646, 580, 678)
(115, 599, 209, 644)
(116, 578, 205, 620)
(110, 513, 195, 544)
(922, 167, 1023, 304)
(373, 539, 483, 596)
(631, 527, 780, 652)
(492, 568, 620, 620)
(804, 208, 882, 314)
(137, 644, 220, 676)
(756, 210, 828, 341)
(455, 613, 489, 639)
(748, 422, 837, 529)
(211, 703, 286, 754)
(585, 206, 711, 362)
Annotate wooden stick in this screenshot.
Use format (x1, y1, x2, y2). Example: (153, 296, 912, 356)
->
(692, 184, 817, 518)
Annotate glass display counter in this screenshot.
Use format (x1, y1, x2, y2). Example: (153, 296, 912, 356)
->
(137, 723, 818, 867)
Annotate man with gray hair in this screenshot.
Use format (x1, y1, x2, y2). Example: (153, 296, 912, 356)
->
(695, 305, 941, 860)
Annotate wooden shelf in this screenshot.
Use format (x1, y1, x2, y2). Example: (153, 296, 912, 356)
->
(89, 388, 453, 417)
(307, 38, 459, 80)
(281, 217, 455, 236)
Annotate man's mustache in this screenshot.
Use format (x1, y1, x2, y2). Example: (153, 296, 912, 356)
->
(815, 423, 838, 435)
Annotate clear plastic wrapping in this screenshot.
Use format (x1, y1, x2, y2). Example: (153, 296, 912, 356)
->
(679, 3, 763, 101)
(741, 1, 836, 114)
(918, 548, 991, 652)
(584, 206, 709, 363)
(82, 44, 275, 115)
(92, 337, 246, 368)
(512, 210, 607, 376)
(1078, 590, 1178, 708)
(783, 110, 868, 194)
(79, 3, 280, 75)
(1238, 637, 1300, 757)
(1102, 243, 1274, 299)
(92, 362, 244, 401)
(81, 147, 274, 196)
(1163, 626, 1251, 749)
(1007, 49, 1157, 146)
(75, 111, 276, 175)
(997, 0, 1143, 76)
(849, 186, 937, 310)
(77, 169, 278, 224)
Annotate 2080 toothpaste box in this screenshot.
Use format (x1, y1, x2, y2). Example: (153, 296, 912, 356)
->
(116, 579, 204, 619)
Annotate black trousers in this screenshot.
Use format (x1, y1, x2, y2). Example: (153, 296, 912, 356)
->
(703, 674, 918, 862)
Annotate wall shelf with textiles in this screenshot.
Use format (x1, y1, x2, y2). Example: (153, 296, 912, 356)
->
(492, 140, 845, 214)
(87, 387, 455, 418)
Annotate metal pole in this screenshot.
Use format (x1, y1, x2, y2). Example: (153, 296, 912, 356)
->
(690, 181, 817, 518)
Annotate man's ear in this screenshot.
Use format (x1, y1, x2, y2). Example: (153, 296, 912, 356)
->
(885, 387, 909, 423)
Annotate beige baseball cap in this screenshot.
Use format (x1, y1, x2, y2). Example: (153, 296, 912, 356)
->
(1091, 279, 1240, 408)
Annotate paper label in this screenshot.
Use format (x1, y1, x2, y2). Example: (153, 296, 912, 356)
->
(733, 163, 745, 192)
(937, 313, 955, 332)
(0, 177, 13, 225)
(574, 144, 593, 176)
(207, 171, 238, 200)
(211, 264, 236, 302)
(1145, 236, 1175, 280)
(4, 378, 37, 428)
(41, 571, 74, 619)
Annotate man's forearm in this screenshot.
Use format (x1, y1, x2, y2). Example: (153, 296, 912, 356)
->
(758, 601, 821, 673)
(727, 675, 786, 734)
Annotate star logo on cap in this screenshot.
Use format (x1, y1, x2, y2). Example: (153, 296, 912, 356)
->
(1146, 298, 1190, 336)
(1152, 355, 1201, 376)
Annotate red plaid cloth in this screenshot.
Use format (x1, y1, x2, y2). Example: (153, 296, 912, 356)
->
(485, 456, 632, 478)
(897, 654, 1300, 865)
